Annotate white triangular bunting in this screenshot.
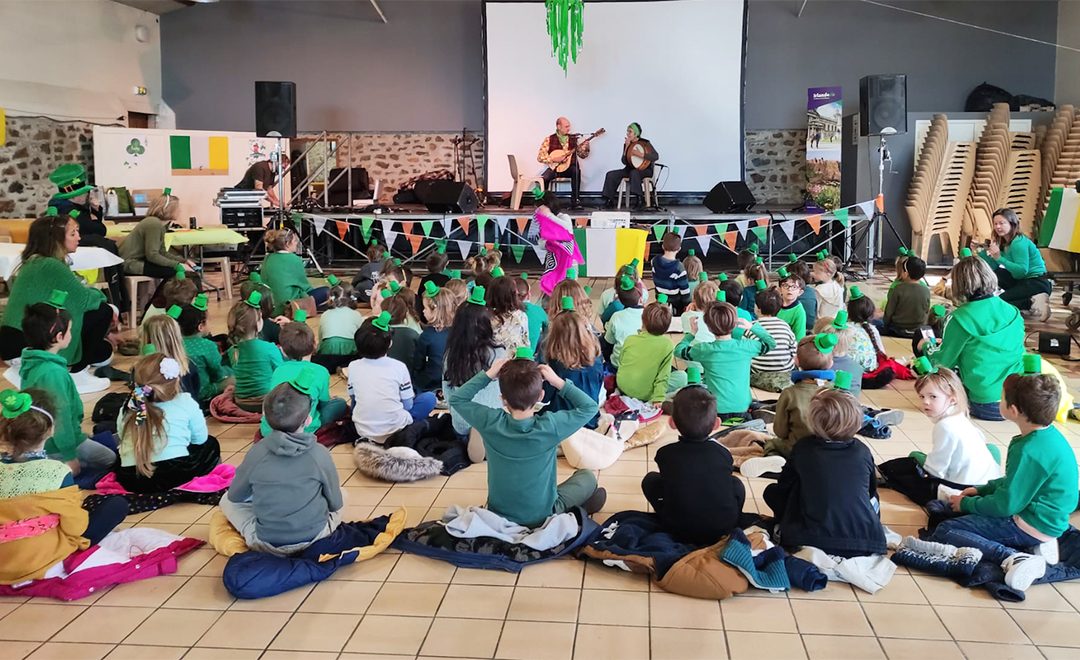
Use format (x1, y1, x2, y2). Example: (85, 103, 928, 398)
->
(674, 225, 687, 238)
(442, 218, 452, 236)
(495, 216, 510, 234)
(312, 215, 327, 236)
(734, 220, 749, 237)
(384, 229, 398, 250)
(858, 200, 875, 219)
(780, 220, 796, 240)
(532, 244, 547, 264)
(457, 240, 471, 260)
(380, 219, 395, 239)
(694, 235, 711, 256)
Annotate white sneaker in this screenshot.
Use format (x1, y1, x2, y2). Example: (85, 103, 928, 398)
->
(1029, 293, 1052, 323)
(883, 525, 903, 550)
(1002, 552, 1047, 591)
(89, 354, 113, 369)
(70, 367, 110, 394)
(1033, 539, 1060, 566)
(740, 455, 787, 478)
(937, 484, 963, 501)
(3, 366, 21, 389)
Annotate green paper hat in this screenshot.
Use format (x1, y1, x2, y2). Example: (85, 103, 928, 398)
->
(388, 280, 401, 294)
(755, 279, 767, 291)
(436, 242, 448, 254)
(392, 258, 402, 266)
(423, 281, 440, 298)
(960, 247, 973, 258)
(849, 286, 864, 300)
(141, 343, 157, 356)
(174, 264, 186, 280)
(192, 293, 208, 312)
(379, 289, 394, 300)
(45, 289, 68, 309)
(898, 247, 911, 257)
(560, 295, 575, 311)
(288, 370, 318, 395)
(688, 249, 696, 256)
(479, 248, 488, 256)
(748, 243, 759, 254)
(382, 251, 391, 259)
(618, 274, 635, 291)
(565, 266, 578, 280)
(657, 293, 669, 305)
(515, 346, 534, 360)
(67, 208, 79, 220)
(833, 370, 853, 391)
(1022, 353, 1042, 374)
(584, 286, 592, 294)
(467, 285, 486, 306)
(491, 266, 505, 278)
(931, 304, 947, 317)
(249, 272, 262, 284)
(166, 305, 182, 319)
(715, 291, 726, 302)
(44, 207, 59, 218)
(816, 250, 829, 261)
(832, 310, 848, 328)
(698, 272, 708, 282)
(162, 187, 172, 197)
(686, 366, 702, 385)
(293, 309, 308, 323)
(777, 267, 790, 278)
(754, 256, 764, 265)
(0, 390, 32, 419)
(629, 258, 641, 269)
(244, 290, 263, 308)
(520, 272, 529, 280)
(449, 269, 462, 279)
(788, 253, 799, 263)
(912, 356, 937, 376)
(371, 311, 392, 332)
(531, 184, 545, 201)
(326, 274, 340, 287)
(717, 273, 728, 282)
(813, 333, 838, 353)
(49, 163, 93, 200)
(493, 241, 501, 250)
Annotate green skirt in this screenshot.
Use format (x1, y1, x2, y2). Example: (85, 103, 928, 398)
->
(318, 337, 356, 356)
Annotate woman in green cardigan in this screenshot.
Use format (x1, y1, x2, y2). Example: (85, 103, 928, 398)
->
(918, 256, 1024, 421)
(0, 211, 116, 386)
(261, 227, 329, 315)
(980, 207, 1052, 320)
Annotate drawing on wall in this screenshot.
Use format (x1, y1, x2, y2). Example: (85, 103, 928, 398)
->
(169, 135, 230, 176)
(247, 140, 270, 166)
(123, 137, 146, 169)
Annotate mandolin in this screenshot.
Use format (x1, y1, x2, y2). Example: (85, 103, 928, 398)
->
(548, 128, 606, 173)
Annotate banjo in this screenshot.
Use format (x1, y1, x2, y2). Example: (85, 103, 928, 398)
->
(548, 128, 606, 173)
(625, 139, 655, 171)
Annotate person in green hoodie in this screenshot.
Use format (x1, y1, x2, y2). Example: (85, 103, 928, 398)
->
(980, 208, 1052, 320)
(920, 255, 1024, 421)
(18, 293, 117, 477)
(261, 227, 329, 315)
(931, 356, 1078, 593)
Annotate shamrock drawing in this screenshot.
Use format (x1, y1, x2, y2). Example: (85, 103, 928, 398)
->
(126, 139, 146, 156)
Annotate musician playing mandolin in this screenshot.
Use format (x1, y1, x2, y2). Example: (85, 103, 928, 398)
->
(602, 122, 659, 210)
(538, 117, 591, 209)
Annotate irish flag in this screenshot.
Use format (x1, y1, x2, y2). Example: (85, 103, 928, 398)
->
(170, 135, 230, 176)
(1039, 187, 1080, 253)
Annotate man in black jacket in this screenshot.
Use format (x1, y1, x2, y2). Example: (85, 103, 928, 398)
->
(602, 122, 659, 210)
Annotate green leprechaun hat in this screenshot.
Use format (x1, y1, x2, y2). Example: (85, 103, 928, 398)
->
(492, 266, 505, 278)
(788, 253, 799, 263)
(49, 163, 93, 200)
(618, 274, 635, 291)
(755, 279, 767, 291)
(244, 290, 262, 308)
(657, 293, 669, 305)
(467, 286, 486, 306)
(371, 311, 392, 332)
(561, 296, 575, 311)
(192, 293, 209, 312)
(698, 272, 708, 282)
(293, 309, 308, 323)
(833, 370, 853, 391)
(45, 289, 68, 309)
(777, 267, 790, 279)
(326, 274, 340, 287)
(515, 346, 534, 360)
(930, 304, 947, 318)
(0, 390, 32, 419)
(960, 247, 973, 258)
(1022, 353, 1042, 374)
(813, 333, 838, 353)
(686, 366, 702, 385)
(717, 273, 728, 282)
(849, 286, 864, 300)
(911, 356, 937, 376)
(832, 310, 848, 328)
(167, 305, 182, 319)
(423, 281, 440, 298)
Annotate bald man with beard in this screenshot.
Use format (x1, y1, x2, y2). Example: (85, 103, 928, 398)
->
(537, 116, 590, 209)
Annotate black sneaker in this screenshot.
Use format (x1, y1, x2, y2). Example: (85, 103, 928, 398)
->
(94, 365, 131, 382)
(583, 487, 608, 515)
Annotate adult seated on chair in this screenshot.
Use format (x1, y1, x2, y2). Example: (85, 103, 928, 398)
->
(980, 207, 1052, 321)
(602, 123, 659, 210)
(917, 255, 1024, 422)
(0, 211, 119, 389)
(118, 191, 202, 313)
(537, 117, 590, 209)
(261, 227, 329, 316)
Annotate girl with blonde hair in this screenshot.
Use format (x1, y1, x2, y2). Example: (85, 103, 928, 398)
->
(541, 297, 603, 427)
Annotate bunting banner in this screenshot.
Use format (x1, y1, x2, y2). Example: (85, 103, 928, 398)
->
(457, 240, 471, 260)
(834, 208, 850, 228)
(755, 216, 770, 228)
(510, 244, 526, 263)
(734, 219, 749, 237)
(779, 220, 796, 240)
(532, 244, 547, 264)
(311, 215, 327, 236)
(406, 233, 424, 254)
(476, 214, 491, 238)
(694, 224, 709, 236)
(674, 225, 687, 238)
(652, 225, 667, 242)
(399, 221, 414, 238)
(456, 216, 471, 235)
(750, 226, 768, 243)
(714, 222, 728, 236)
(805, 214, 822, 235)
(442, 217, 452, 236)
(335, 219, 349, 242)
(495, 216, 510, 234)
(361, 216, 375, 243)
(380, 219, 395, 242)
(694, 234, 712, 256)
(722, 231, 738, 251)
(516, 217, 530, 234)
(384, 229, 398, 250)
(857, 200, 875, 220)
(419, 220, 434, 237)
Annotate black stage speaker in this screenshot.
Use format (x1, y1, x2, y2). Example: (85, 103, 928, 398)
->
(417, 180, 479, 214)
(859, 74, 907, 136)
(255, 81, 297, 138)
(704, 181, 756, 213)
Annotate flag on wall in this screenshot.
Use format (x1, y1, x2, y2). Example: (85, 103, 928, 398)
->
(170, 135, 229, 175)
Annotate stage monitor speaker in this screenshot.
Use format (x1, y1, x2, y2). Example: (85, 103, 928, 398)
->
(703, 181, 756, 213)
(417, 180, 479, 214)
(255, 81, 297, 138)
(859, 74, 907, 137)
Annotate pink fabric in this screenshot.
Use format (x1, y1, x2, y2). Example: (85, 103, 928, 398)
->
(0, 514, 60, 542)
(537, 209, 584, 295)
(210, 386, 263, 424)
(94, 464, 235, 495)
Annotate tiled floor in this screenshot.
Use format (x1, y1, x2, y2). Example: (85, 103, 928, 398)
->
(3, 274, 1080, 660)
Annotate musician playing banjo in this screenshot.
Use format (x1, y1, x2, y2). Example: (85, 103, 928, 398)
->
(537, 117, 591, 209)
(602, 122, 659, 210)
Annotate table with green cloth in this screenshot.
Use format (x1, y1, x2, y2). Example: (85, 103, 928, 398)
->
(106, 225, 249, 248)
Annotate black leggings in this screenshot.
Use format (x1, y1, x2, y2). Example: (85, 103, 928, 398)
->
(83, 494, 130, 545)
(0, 302, 113, 370)
(115, 436, 221, 493)
(132, 262, 204, 312)
(998, 270, 1052, 311)
(878, 456, 969, 507)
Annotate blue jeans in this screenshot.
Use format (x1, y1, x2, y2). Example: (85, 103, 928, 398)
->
(969, 400, 1004, 421)
(930, 514, 1042, 565)
(310, 286, 330, 308)
(407, 392, 437, 421)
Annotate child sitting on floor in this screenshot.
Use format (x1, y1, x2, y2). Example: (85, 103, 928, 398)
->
(600, 260, 648, 324)
(681, 280, 719, 345)
(489, 273, 530, 353)
(717, 275, 753, 322)
(548, 277, 599, 336)
(651, 232, 691, 315)
(684, 251, 704, 294)
(929, 356, 1078, 591)
(882, 254, 930, 337)
(448, 350, 606, 526)
(604, 275, 646, 369)
(442, 287, 504, 449)
(845, 287, 882, 374)
(516, 275, 548, 354)
(642, 385, 746, 545)
(750, 286, 798, 393)
(764, 387, 887, 557)
(675, 301, 775, 422)
(541, 297, 604, 428)
(221, 379, 343, 556)
(228, 292, 283, 412)
(788, 258, 818, 332)
(738, 262, 768, 318)
(414, 283, 455, 394)
(349, 312, 436, 444)
(734, 246, 757, 287)
(812, 255, 845, 320)
(617, 297, 685, 404)
(142, 266, 197, 326)
(814, 313, 865, 398)
(776, 267, 807, 341)
(381, 292, 422, 379)
(351, 243, 387, 304)
(240, 273, 282, 344)
(314, 275, 364, 373)
(116, 353, 220, 493)
(177, 295, 231, 404)
(142, 313, 200, 399)
(878, 360, 1001, 506)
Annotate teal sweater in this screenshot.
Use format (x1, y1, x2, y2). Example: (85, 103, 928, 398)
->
(980, 235, 1047, 279)
(675, 325, 775, 414)
(524, 302, 549, 353)
(262, 251, 312, 315)
(449, 372, 597, 526)
(19, 349, 84, 461)
(961, 426, 1078, 538)
(927, 296, 1024, 404)
(231, 339, 284, 399)
(776, 302, 807, 341)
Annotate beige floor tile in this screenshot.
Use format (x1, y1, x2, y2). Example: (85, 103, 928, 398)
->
(53, 606, 154, 644)
(597, 474, 644, 494)
(0, 604, 87, 641)
(105, 645, 185, 660)
(955, 642, 1044, 660)
(720, 595, 797, 633)
(726, 631, 806, 660)
(790, 599, 873, 636)
(124, 608, 221, 647)
(94, 575, 187, 608)
(195, 555, 229, 578)
(802, 635, 885, 660)
(861, 602, 950, 640)
(260, 652, 339, 660)
(229, 583, 314, 612)
(343, 615, 432, 655)
(649, 627, 727, 660)
(327, 553, 399, 582)
(786, 579, 857, 601)
(855, 574, 928, 605)
(1040, 647, 1080, 659)
(434, 488, 488, 507)
(913, 575, 1002, 608)
(183, 650, 261, 660)
(437, 584, 514, 619)
(582, 562, 649, 592)
(495, 621, 576, 660)
(299, 580, 381, 614)
(269, 612, 362, 652)
(174, 548, 216, 577)
(162, 576, 235, 610)
(196, 610, 290, 649)
(420, 617, 503, 658)
(344, 486, 393, 505)
(142, 503, 207, 525)
(1011, 610, 1080, 647)
(516, 559, 584, 589)
(934, 605, 1029, 643)
(377, 487, 440, 509)
(367, 582, 448, 617)
(25, 642, 114, 660)
(0, 641, 40, 659)
(1054, 583, 1080, 611)
(577, 589, 649, 626)
(572, 624, 649, 660)
(387, 554, 458, 583)
(649, 592, 722, 629)
(452, 567, 519, 586)
(507, 587, 580, 623)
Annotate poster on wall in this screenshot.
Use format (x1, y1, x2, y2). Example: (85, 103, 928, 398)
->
(805, 86, 842, 212)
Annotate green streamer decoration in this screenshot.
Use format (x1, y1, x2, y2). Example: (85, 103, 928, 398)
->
(546, 0, 585, 74)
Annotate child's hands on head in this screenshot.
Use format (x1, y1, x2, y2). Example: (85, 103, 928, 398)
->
(538, 364, 565, 389)
(486, 357, 508, 379)
(734, 318, 753, 331)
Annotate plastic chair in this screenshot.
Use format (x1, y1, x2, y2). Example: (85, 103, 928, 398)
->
(508, 155, 546, 211)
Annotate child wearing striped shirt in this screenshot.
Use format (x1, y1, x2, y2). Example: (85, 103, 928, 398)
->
(750, 287, 797, 393)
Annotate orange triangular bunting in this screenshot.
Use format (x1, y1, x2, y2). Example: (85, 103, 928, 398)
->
(457, 216, 472, 234)
(515, 217, 529, 233)
(575, 217, 588, 228)
(335, 219, 348, 241)
(407, 233, 424, 254)
(400, 221, 414, 238)
(755, 216, 769, 227)
(723, 231, 738, 251)
(485, 243, 495, 253)
(806, 214, 822, 235)
(695, 224, 710, 236)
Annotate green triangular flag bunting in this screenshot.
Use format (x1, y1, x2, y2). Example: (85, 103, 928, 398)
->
(714, 223, 728, 237)
(652, 225, 666, 242)
(476, 214, 491, 239)
(434, 238, 447, 254)
(510, 244, 526, 263)
(361, 216, 375, 243)
(419, 220, 434, 237)
(834, 208, 850, 227)
(750, 226, 768, 242)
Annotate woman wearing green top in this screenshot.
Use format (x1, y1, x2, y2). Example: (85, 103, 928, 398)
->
(980, 208, 1052, 319)
(261, 228, 329, 315)
(0, 212, 115, 383)
(118, 193, 198, 279)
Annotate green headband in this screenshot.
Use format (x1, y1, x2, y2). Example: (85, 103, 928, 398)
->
(520, 272, 529, 280)
(898, 247, 911, 257)
(816, 250, 829, 261)
(688, 249, 696, 257)
(166, 305, 182, 319)
(565, 267, 578, 281)
(371, 311, 392, 332)
(192, 293, 208, 312)
(467, 285, 486, 305)
(833, 370, 853, 391)
(813, 333, 838, 353)
(698, 272, 708, 282)
(423, 281, 440, 298)
(45, 289, 68, 309)
(560, 295, 575, 311)
(531, 184, 545, 201)
(832, 310, 848, 328)
(912, 356, 937, 376)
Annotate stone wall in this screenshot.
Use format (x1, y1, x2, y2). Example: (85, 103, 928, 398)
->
(743, 129, 807, 206)
(0, 117, 96, 217)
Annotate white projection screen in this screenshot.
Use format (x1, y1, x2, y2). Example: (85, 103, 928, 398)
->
(484, 0, 746, 194)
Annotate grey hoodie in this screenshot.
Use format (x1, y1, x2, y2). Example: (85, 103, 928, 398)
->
(227, 429, 343, 547)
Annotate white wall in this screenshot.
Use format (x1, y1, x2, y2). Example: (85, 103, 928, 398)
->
(1056, 0, 1080, 106)
(0, 0, 162, 119)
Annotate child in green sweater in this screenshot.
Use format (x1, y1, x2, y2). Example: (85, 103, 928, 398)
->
(177, 296, 232, 404)
(675, 301, 775, 421)
(261, 228, 329, 314)
(603, 275, 645, 369)
(448, 351, 606, 526)
(228, 292, 284, 411)
(930, 357, 1079, 592)
(776, 267, 807, 341)
(259, 320, 347, 438)
(617, 297, 686, 403)
(18, 294, 117, 477)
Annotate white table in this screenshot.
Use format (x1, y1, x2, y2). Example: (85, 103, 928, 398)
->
(0, 244, 124, 281)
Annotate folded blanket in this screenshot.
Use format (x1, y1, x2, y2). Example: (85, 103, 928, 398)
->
(210, 386, 262, 424)
(442, 505, 579, 551)
(94, 464, 235, 495)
